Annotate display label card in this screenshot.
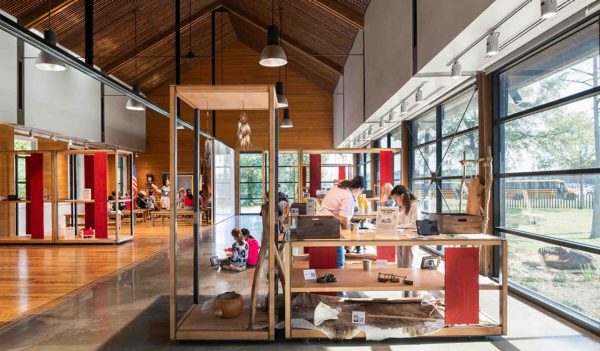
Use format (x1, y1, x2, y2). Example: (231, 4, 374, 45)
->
(303, 269, 317, 280)
(376, 206, 399, 235)
(352, 311, 366, 324)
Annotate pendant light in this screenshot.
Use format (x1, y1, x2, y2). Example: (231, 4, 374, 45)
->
(541, 0, 557, 19)
(35, 0, 66, 71)
(260, 0, 287, 67)
(280, 108, 293, 128)
(275, 6, 289, 107)
(185, 0, 197, 59)
(126, 10, 145, 111)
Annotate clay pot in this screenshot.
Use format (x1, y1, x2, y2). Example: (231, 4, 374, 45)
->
(213, 291, 243, 318)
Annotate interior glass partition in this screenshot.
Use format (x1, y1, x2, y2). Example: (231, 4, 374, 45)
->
(213, 140, 235, 223)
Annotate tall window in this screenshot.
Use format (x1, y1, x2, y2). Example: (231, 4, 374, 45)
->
(14, 137, 37, 199)
(278, 152, 298, 202)
(356, 153, 371, 190)
(239, 153, 263, 214)
(390, 129, 402, 184)
(410, 87, 479, 213)
(494, 19, 599, 325)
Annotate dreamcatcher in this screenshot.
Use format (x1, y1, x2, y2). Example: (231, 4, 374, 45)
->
(237, 101, 252, 149)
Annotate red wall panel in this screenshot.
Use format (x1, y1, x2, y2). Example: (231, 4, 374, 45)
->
(26, 153, 44, 239)
(309, 154, 321, 197)
(445, 247, 480, 325)
(377, 150, 395, 261)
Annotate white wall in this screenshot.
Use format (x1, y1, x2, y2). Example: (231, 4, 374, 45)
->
(213, 140, 235, 223)
(333, 76, 344, 147)
(343, 31, 364, 138)
(416, 0, 495, 72)
(364, 0, 413, 119)
(0, 29, 17, 124)
(104, 85, 146, 151)
(24, 43, 102, 141)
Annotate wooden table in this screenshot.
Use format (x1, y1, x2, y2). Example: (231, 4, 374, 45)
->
(283, 230, 507, 339)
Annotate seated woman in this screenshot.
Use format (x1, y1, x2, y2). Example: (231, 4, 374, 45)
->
(220, 228, 249, 272)
(241, 228, 260, 267)
(136, 191, 148, 209)
(183, 189, 194, 210)
(390, 185, 420, 268)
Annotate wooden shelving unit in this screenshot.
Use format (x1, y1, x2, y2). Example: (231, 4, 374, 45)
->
(283, 229, 508, 340)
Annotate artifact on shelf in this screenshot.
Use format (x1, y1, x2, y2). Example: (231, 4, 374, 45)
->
(420, 256, 441, 270)
(213, 291, 243, 318)
(317, 273, 337, 284)
(377, 273, 413, 285)
(237, 109, 252, 149)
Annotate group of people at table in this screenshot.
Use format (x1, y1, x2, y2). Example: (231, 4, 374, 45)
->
(316, 175, 420, 269)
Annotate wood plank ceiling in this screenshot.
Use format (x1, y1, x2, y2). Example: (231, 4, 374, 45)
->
(0, 0, 369, 94)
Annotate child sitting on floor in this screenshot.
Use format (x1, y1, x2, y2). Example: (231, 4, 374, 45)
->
(241, 228, 260, 267)
(220, 228, 249, 272)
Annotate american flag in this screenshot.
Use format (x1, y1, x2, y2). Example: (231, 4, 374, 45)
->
(132, 161, 138, 197)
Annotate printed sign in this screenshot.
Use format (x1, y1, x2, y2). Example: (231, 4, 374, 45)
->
(303, 269, 317, 280)
(352, 311, 366, 324)
(376, 206, 399, 235)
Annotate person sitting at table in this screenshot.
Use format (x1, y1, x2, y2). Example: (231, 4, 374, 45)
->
(184, 189, 194, 210)
(390, 185, 420, 268)
(147, 190, 157, 211)
(380, 182, 395, 207)
(177, 188, 186, 209)
(136, 191, 148, 209)
(317, 175, 366, 268)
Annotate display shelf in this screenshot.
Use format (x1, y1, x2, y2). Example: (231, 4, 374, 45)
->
(290, 230, 503, 247)
(57, 235, 133, 245)
(57, 199, 95, 203)
(290, 268, 500, 293)
(283, 230, 508, 339)
(175, 302, 270, 340)
(0, 235, 54, 244)
(0, 200, 31, 204)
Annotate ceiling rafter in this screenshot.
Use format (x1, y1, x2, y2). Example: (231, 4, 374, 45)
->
(308, 0, 364, 29)
(105, 1, 223, 75)
(221, 4, 343, 75)
(19, 0, 78, 29)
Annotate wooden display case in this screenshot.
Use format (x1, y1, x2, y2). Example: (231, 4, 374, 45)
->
(283, 230, 508, 339)
(0, 149, 134, 244)
(168, 84, 278, 341)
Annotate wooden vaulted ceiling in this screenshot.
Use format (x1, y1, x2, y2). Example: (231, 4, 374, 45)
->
(0, 0, 369, 94)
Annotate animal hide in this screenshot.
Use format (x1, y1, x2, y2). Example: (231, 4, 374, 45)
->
(237, 111, 252, 149)
(289, 293, 444, 340)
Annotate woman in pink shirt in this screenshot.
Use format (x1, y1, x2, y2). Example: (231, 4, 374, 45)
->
(317, 176, 366, 268)
(241, 228, 260, 267)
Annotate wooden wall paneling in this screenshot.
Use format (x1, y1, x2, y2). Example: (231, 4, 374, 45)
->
(0, 125, 15, 237)
(137, 41, 333, 191)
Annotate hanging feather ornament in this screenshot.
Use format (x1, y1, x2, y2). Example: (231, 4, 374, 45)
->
(237, 101, 252, 149)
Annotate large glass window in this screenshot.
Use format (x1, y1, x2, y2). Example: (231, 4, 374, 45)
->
(410, 87, 479, 214)
(239, 153, 263, 214)
(14, 137, 37, 198)
(356, 153, 371, 190)
(278, 152, 298, 202)
(494, 19, 600, 325)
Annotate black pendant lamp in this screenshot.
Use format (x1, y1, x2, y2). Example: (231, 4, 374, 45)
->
(35, 0, 66, 71)
(126, 10, 145, 111)
(260, 0, 287, 67)
(280, 108, 293, 128)
(274, 6, 288, 107)
(185, 0, 197, 59)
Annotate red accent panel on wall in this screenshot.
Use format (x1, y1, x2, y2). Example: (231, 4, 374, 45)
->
(83, 153, 108, 238)
(309, 154, 321, 197)
(84, 155, 95, 229)
(308, 247, 338, 269)
(338, 165, 346, 180)
(94, 153, 108, 238)
(26, 153, 44, 239)
(378, 150, 395, 260)
(445, 247, 480, 325)
(302, 166, 307, 195)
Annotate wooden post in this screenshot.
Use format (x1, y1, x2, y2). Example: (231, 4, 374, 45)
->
(268, 85, 276, 340)
(284, 242, 291, 338)
(478, 73, 494, 275)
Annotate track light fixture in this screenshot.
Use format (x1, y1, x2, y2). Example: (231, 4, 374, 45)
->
(541, 0, 557, 19)
(451, 61, 462, 79)
(280, 108, 293, 128)
(415, 88, 423, 104)
(486, 32, 500, 57)
(177, 122, 184, 130)
(400, 101, 408, 116)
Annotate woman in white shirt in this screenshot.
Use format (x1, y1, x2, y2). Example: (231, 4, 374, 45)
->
(317, 176, 366, 268)
(390, 185, 420, 267)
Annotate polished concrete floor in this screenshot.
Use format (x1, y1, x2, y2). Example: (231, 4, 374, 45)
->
(0, 216, 598, 350)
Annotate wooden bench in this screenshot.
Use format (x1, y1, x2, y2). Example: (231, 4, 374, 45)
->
(151, 210, 195, 226)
